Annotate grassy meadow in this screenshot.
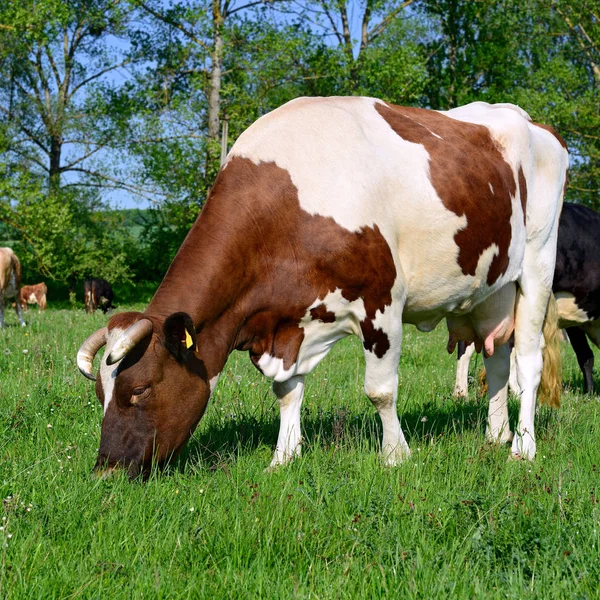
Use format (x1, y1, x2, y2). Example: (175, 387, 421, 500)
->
(0, 302, 599, 599)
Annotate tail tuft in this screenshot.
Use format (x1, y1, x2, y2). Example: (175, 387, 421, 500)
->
(539, 294, 562, 408)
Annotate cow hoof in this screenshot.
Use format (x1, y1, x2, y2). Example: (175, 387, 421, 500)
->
(267, 450, 299, 471)
(508, 452, 533, 462)
(510, 434, 536, 461)
(382, 445, 411, 466)
(485, 427, 513, 444)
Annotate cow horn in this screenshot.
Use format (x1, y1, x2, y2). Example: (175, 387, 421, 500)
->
(106, 319, 153, 366)
(77, 327, 108, 381)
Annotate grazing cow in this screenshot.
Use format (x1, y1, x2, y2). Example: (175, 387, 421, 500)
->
(20, 282, 47, 311)
(77, 97, 568, 478)
(84, 278, 114, 314)
(0, 247, 26, 328)
(454, 203, 600, 396)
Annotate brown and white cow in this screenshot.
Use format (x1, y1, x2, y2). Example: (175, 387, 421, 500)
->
(20, 282, 47, 311)
(77, 97, 568, 478)
(0, 247, 26, 328)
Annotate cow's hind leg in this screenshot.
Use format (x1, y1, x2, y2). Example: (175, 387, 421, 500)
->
(484, 343, 513, 443)
(362, 309, 409, 465)
(0, 293, 4, 328)
(270, 375, 305, 468)
(513, 267, 557, 460)
(567, 326, 595, 394)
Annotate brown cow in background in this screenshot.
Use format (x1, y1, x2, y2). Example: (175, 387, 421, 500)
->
(0, 247, 26, 328)
(84, 278, 114, 314)
(20, 283, 47, 311)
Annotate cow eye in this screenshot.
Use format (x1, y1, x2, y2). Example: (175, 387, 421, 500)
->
(131, 385, 151, 404)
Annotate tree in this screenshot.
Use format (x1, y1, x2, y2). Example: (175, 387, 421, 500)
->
(0, 0, 144, 283)
(0, 0, 144, 195)
(285, 0, 427, 100)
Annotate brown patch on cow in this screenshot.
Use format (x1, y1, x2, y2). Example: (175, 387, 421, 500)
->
(375, 103, 516, 286)
(532, 122, 568, 151)
(310, 304, 336, 323)
(361, 319, 391, 358)
(150, 157, 397, 371)
(518, 166, 527, 225)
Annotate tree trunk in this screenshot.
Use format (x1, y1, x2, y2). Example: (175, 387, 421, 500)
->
(206, 1, 224, 180)
(49, 134, 62, 194)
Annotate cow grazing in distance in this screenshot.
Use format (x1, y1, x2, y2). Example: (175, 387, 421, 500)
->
(84, 278, 114, 314)
(20, 283, 47, 311)
(77, 97, 568, 479)
(553, 203, 600, 393)
(454, 203, 600, 397)
(0, 247, 26, 328)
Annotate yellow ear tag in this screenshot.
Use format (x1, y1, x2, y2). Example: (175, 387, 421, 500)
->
(185, 329, 194, 349)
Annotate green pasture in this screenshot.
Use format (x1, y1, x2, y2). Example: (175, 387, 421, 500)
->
(0, 304, 598, 599)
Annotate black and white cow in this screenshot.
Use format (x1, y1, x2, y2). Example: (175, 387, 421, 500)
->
(455, 203, 600, 396)
(554, 203, 600, 393)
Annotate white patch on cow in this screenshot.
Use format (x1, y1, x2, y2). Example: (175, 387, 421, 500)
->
(257, 354, 295, 381)
(489, 182, 494, 195)
(27, 293, 36, 303)
(555, 292, 590, 327)
(258, 288, 368, 382)
(99, 327, 124, 414)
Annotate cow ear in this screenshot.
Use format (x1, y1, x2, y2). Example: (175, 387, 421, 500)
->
(163, 312, 197, 361)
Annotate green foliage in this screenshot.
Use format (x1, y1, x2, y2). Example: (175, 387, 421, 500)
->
(0, 171, 133, 284)
(419, 0, 600, 206)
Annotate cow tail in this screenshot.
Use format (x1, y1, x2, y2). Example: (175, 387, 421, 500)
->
(539, 294, 562, 408)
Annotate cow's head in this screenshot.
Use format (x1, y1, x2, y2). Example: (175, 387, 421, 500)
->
(77, 311, 210, 478)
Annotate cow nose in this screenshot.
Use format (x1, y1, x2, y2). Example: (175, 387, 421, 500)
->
(94, 454, 146, 480)
(93, 466, 120, 480)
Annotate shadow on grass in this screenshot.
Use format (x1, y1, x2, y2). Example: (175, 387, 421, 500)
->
(179, 395, 510, 472)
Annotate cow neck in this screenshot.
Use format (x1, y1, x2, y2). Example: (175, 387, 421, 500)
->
(144, 187, 263, 378)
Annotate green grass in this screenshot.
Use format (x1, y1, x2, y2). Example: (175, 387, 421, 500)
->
(0, 304, 599, 599)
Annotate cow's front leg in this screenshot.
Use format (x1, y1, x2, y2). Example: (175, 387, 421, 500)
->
(0, 294, 5, 328)
(483, 342, 513, 444)
(454, 341, 475, 398)
(363, 325, 409, 465)
(270, 375, 305, 468)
